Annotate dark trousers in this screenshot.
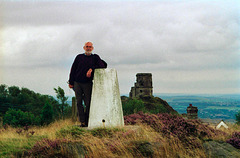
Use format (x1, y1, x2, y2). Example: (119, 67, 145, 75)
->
(74, 81, 93, 126)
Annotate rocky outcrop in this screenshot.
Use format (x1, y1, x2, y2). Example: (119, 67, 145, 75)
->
(203, 140, 240, 158)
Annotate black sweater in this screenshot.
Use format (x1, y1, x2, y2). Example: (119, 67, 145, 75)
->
(68, 53, 107, 85)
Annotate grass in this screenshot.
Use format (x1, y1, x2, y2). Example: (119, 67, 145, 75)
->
(0, 118, 240, 157)
(0, 119, 81, 157)
(0, 136, 43, 157)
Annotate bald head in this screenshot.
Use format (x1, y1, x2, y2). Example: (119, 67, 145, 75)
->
(83, 41, 94, 56)
(85, 41, 93, 46)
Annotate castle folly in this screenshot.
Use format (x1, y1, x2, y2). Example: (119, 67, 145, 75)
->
(187, 104, 198, 119)
(129, 73, 153, 98)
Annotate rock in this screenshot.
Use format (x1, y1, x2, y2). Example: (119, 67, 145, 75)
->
(203, 140, 240, 158)
(131, 140, 154, 157)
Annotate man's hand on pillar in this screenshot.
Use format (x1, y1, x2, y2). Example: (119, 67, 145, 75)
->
(69, 84, 74, 88)
(86, 68, 93, 78)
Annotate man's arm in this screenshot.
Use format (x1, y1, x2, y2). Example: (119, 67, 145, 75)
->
(94, 54, 107, 69)
(86, 55, 107, 78)
(68, 56, 78, 87)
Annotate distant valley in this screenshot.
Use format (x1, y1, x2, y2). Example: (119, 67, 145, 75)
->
(157, 94, 240, 122)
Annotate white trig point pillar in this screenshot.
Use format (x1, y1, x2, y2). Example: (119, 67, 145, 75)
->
(88, 68, 124, 129)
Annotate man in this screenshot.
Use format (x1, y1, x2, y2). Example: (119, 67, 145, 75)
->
(68, 42, 107, 127)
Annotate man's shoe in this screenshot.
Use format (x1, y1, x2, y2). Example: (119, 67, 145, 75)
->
(80, 123, 86, 127)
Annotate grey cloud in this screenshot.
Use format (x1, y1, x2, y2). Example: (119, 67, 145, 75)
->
(1, 0, 240, 95)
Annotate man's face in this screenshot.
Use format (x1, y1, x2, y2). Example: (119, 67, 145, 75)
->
(84, 42, 94, 53)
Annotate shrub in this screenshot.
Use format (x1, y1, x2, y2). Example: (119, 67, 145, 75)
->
(3, 108, 41, 127)
(226, 132, 240, 149)
(148, 104, 167, 114)
(28, 138, 86, 157)
(0, 117, 2, 128)
(188, 119, 226, 139)
(124, 112, 225, 148)
(56, 126, 86, 138)
(122, 97, 169, 115)
(235, 111, 240, 125)
(41, 101, 54, 125)
(29, 138, 63, 156)
(122, 99, 146, 115)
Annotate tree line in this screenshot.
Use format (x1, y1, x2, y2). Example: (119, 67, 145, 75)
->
(0, 84, 71, 127)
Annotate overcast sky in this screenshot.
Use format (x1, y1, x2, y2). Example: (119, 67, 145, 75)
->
(0, 0, 240, 96)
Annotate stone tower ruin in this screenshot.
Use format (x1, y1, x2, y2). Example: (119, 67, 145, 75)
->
(187, 104, 198, 119)
(129, 73, 153, 98)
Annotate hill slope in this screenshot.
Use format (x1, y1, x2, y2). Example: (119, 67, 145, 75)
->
(121, 95, 178, 114)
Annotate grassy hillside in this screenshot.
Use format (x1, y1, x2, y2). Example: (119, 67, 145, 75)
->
(1, 113, 240, 157)
(121, 95, 178, 115)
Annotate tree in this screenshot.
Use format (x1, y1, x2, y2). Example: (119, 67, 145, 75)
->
(8, 86, 21, 97)
(0, 84, 60, 120)
(41, 101, 54, 125)
(0, 84, 9, 107)
(54, 86, 68, 119)
(236, 111, 240, 124)
(0, 84, 8, 96)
